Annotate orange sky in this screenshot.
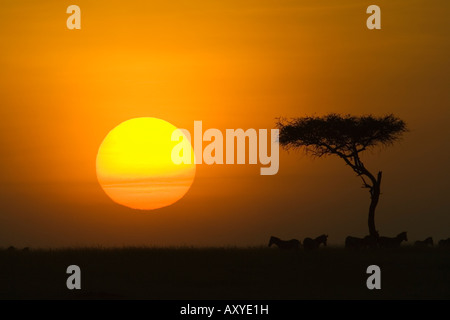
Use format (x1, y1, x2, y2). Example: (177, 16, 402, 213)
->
(0, 0, 449, 247)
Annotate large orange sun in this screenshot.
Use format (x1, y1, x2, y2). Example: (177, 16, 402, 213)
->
(96, 117, 195, 210)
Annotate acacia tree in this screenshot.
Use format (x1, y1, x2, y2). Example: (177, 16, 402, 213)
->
(276, 114, 407, 238)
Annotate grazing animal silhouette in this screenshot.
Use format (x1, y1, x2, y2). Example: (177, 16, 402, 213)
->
(378, 232, 408, 248)
(269, 236, 301, 250)
(438, 238, 450, 247)
(268, 236, 301, 250)
(345, 235, 378, 250)
(414, 237, 433, 247)
(303, 234, 328, 251)
(345, 236, 364, 250)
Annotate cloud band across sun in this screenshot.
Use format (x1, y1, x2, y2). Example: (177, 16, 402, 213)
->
(96, 117, 196, 210)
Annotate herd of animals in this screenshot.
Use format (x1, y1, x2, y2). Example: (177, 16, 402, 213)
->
(268, 233, 450, 250)
(3, 234, 450, 251)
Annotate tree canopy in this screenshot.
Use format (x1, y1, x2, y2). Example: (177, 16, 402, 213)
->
(276, 114, 407, 158)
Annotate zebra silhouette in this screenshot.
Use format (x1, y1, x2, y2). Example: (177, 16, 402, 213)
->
(414, 237, 433, 247)
(268, 236, 301, 250)
(378, 232, 407, 248)
(303, 234, 328, 250)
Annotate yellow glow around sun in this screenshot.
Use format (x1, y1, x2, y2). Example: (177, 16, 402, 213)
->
(96, 117, 195, 210)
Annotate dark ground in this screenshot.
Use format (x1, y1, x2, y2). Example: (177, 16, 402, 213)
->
(1, 247, 449, 300)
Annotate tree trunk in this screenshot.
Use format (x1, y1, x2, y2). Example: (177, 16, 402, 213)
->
(368, 171, 382, 238)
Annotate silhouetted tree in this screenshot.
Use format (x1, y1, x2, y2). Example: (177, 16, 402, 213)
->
(276, 114, 407, 237)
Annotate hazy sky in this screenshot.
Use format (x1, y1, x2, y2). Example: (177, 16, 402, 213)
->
(0, 0, 449, 247)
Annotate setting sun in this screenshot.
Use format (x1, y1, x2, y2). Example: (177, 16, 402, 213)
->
(1, 0, 450, 302)
(96, 117, 196, 210)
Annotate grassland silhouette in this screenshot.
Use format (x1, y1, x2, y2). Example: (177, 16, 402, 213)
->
(2, 246, 450, 299)
(3, 114, 450, 300)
